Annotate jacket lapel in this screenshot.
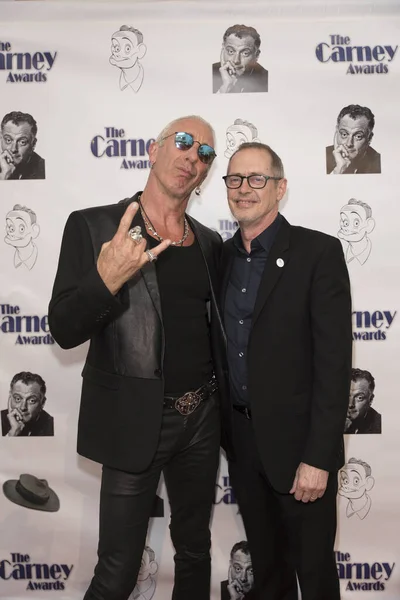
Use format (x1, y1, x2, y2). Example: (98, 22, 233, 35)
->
(123, 193, 163, 322)
(187, 215, 217, 284)
(221, 238, 235, 313)
(251, 217, 291, 327)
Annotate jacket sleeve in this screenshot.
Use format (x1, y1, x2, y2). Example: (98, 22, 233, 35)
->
(48, 211, 125, 349)
(301, 236, 352, 472)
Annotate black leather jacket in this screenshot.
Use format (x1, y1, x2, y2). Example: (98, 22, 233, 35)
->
(49, 193, 229, 472)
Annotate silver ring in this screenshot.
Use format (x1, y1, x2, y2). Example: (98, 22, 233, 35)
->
(146, 249, 157, 262)
(128, 226, 143, 243)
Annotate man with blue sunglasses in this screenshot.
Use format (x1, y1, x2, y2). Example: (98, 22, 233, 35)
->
(49, 115, 226, 600)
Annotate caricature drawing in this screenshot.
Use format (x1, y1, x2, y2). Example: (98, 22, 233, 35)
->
(110, 25, 147, 93)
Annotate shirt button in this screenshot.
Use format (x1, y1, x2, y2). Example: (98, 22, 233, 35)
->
(241, 288, 246, 293)
(242, 385, 247, 390)
(247, 257, 251, 262)
(239, 352, 244, 358)
(154, 368, 162, 377)
(239, 319, 244, 325)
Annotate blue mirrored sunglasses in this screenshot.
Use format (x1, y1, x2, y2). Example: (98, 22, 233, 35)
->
(161, 131, 216, 164)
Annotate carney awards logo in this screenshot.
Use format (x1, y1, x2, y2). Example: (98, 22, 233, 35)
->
(336, 551, 395, 591)
(316, 35, 397, 74)
(90, 127, 154, 170)
(217, 219, 238, 241)
(0, 41, 57, 83)
(352, 310, 396, 341)
(0, 552, 73, 591)
(0, 303, 54, 345)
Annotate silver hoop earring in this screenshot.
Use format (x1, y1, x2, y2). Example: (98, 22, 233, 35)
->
(195, 187, 201, 196)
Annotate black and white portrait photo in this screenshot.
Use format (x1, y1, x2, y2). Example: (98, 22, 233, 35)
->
(1, 372, 54, 437)
(0, 111, 45, 180)
(4, 204, 40, 270)
(221, 541, 255, 600)
(326, 104, 381, 174)
(213, 25, 268, 94)
(338, 199, 375, 265)
(345, 368, 381, 434)
(110, 25, 147, 93)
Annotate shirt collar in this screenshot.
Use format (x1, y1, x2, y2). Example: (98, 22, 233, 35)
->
(233, 212, 282, 254)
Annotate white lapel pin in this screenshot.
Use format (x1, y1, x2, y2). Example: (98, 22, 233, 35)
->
(276, 258, 284, 268)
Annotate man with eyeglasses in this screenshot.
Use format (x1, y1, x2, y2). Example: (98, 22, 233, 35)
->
(220, 142, 352, 600)
(49, 115, 227, 600)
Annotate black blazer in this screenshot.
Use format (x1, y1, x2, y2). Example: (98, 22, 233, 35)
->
(221, 216, 352, 492)
(48, 193, 228, 473)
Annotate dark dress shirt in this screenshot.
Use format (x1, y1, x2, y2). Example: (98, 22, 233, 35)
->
(224, 214, 282, 407)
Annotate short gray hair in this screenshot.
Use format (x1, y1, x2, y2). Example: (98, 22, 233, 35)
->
(229, 142, 285, 178)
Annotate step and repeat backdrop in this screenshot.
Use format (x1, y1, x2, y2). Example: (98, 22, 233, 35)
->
(0, 1, 399, 598)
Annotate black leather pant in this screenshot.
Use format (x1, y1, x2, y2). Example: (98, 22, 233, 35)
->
(83, 393, 220, 600)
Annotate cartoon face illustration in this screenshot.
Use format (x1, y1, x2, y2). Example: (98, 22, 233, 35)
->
(110, 26, 147, 70)
(109, 26, 147, 93)
(338, 203, 375, 243)
(225, 119, 259, 158)
(5, 206, 39, 248)
(338, 462, 374, 500)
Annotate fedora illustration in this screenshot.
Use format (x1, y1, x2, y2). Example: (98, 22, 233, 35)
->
(3, 473, 60, 512)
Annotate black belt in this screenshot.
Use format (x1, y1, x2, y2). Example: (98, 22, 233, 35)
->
(164, 376, 218, 416)
(233, 405, 252, 419)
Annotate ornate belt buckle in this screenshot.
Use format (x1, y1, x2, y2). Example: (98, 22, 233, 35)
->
(175, 391, 201, 416)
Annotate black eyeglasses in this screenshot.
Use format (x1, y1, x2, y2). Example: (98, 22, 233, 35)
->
(160, 132, 216, 165)
(223, 174, 282, 189)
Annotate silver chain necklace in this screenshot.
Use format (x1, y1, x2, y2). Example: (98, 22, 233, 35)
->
(138, 197, 189, 247)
